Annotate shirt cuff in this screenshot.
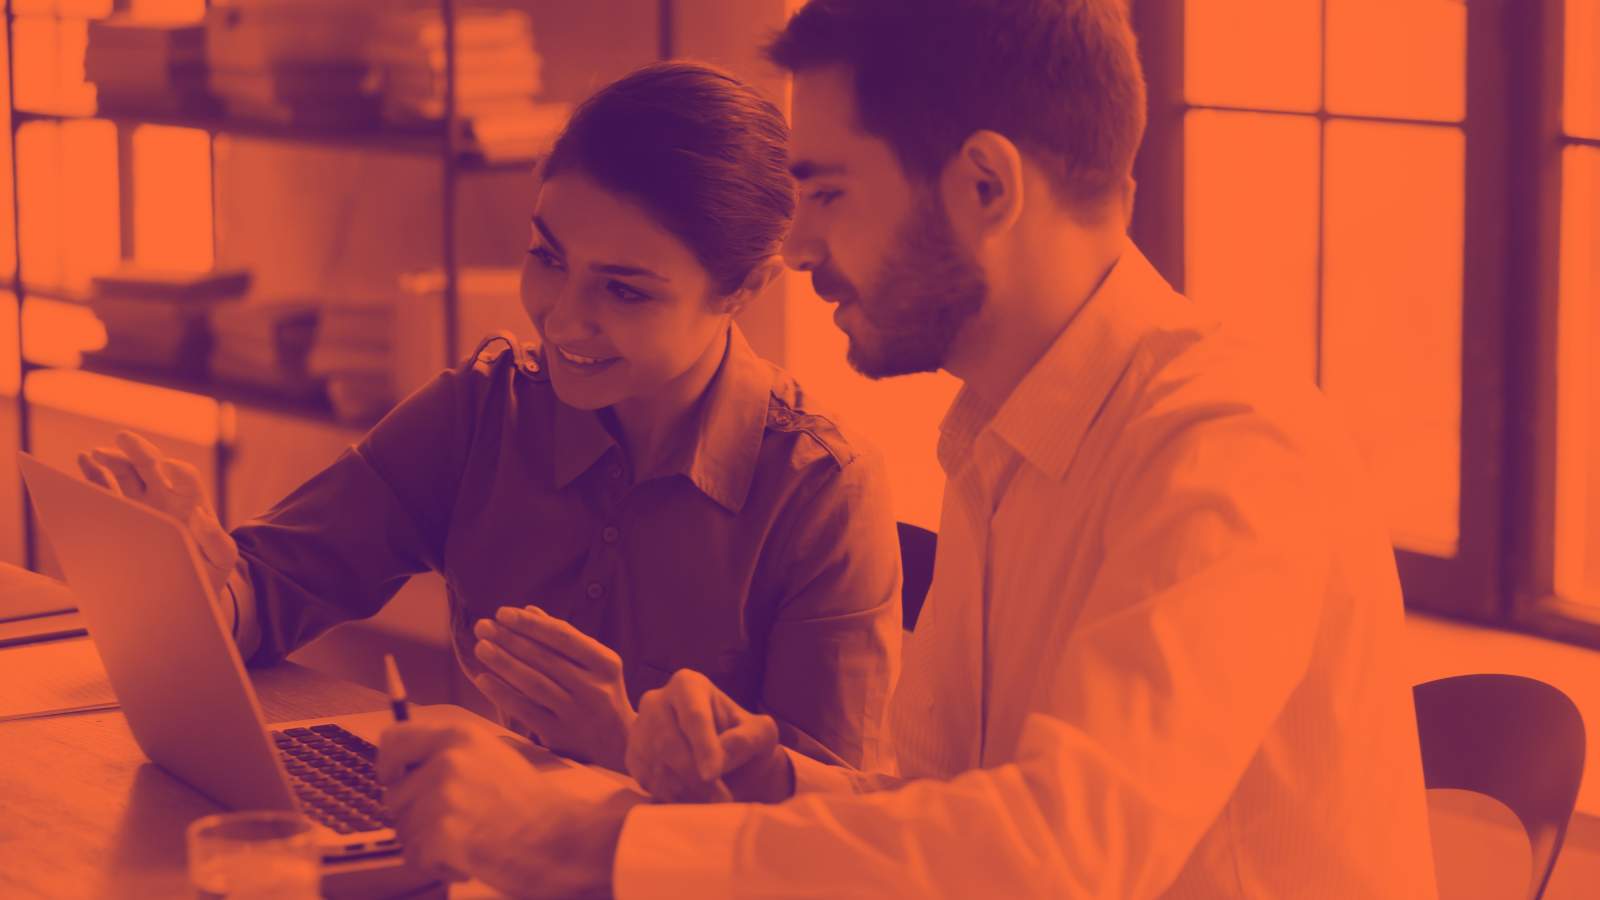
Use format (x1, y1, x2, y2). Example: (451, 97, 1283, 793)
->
(783, 746, 860, 795)
(228, 562, 261, 663)
(613, 802, 746, 900)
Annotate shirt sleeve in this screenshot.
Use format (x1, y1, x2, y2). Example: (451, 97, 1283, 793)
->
(759, 444, 902, 773)
(614, 413, 1332, 898)
(231, 360, 483, 665)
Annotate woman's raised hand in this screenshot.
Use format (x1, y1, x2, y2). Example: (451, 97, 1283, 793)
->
(77, 430, 238, 599)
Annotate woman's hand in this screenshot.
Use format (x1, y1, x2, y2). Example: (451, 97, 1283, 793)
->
(472, 606, 637, 772)
(76, 430, 237, 599)
(626, 668, 792, 804)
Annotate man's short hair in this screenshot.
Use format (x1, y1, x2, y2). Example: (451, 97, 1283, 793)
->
(766, 0, 1147, 212)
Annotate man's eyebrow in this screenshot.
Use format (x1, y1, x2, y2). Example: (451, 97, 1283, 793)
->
(591, 262, 669, 282)
(790, 160, 848, 181)
(531, 216, 564, 254)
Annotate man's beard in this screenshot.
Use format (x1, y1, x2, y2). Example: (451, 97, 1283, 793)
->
(835, 191, 987, 380)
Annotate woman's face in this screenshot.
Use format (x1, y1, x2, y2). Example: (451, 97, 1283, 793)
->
(521, 172, 732, 411)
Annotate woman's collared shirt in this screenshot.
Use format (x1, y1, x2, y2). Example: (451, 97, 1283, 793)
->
(232, 326, 902, 770)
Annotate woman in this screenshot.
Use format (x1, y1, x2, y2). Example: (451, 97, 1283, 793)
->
(80, 62, 901, 775)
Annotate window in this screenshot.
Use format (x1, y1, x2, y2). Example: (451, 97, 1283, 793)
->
(1181, 0, 1468, 556)
(1130, 0, 1566, 632)
(1543, 0, 1600, 633)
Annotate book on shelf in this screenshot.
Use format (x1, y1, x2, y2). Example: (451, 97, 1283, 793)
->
(382, 65, 543, 111)
(82, 267, 252, 377)
(93, 89, 224, 119)
(210, 300, 318, 367)
(85, 56, 210, 95)
(86, 16, 216, 117)
(86, 16, 207, 58)
(204, 3, 387, 72)
(91, 266, 252, 303)
(216, 93, 385, 129)
(371, 8, 535, 54)
(209, 61, 380, 107)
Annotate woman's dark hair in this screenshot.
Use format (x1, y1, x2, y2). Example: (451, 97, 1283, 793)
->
(542, 61, 796, 297)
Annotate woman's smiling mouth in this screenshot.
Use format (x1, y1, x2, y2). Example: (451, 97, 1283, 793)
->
(554, 344, 622, 370)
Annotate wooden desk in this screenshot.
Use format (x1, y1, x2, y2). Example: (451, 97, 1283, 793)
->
(0, 654, 398, 898)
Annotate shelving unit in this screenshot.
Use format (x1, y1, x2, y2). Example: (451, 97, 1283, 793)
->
(0, 0, 795, 703)
(0, 0, 577, 570)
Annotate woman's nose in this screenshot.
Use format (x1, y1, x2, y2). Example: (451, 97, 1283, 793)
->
(540, 283, 596, 344)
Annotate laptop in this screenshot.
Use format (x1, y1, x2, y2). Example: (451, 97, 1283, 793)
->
(17, 450, 565, 862)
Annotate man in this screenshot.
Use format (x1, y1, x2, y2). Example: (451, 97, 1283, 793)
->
(378, 1, 1439, 896)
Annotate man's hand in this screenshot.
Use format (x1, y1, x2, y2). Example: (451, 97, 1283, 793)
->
(76, 430, 237, 599)
(472, 606, 636, 771)
(379, 719, 643, 898)
(626, 669, 793, 804)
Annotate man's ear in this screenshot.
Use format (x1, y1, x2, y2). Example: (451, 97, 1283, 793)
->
(721, 256, 785, 317)
(941, 130, 1026, 241)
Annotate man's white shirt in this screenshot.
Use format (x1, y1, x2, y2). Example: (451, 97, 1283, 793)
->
(614, 243, 1438, 898)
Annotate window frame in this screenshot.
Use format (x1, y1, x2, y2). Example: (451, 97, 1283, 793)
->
(1507, 0, 1600, 647)
(1130, 0, 1594, 646)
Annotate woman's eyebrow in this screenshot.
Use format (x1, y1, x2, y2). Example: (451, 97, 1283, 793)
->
(531, 216, 565, 254)
(590, 262, 669, 282)
(534, 216, 670, 282)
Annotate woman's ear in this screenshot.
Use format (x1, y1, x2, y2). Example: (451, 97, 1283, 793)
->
(721, 256, 785, 317)
(941, 130, 1025, 243)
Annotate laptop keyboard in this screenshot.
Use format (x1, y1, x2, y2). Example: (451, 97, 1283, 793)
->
(271, 724, 394, 834)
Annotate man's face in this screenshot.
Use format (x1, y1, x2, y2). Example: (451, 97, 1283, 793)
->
(784, 66, 986, 379)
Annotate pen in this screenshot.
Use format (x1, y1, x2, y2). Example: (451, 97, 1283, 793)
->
(384, 653, 410, 723)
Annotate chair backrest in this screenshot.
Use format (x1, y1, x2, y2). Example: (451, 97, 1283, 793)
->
(1413, 674, 1587, 900)
(896, 523, 936, 632)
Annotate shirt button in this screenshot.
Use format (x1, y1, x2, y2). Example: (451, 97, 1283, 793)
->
(601, 525, 620, 544)
(585, 582, 605, 600)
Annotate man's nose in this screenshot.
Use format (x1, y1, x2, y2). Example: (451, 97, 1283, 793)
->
(782, 212, 826, 272)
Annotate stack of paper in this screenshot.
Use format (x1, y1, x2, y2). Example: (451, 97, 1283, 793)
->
(0, 638, 118, 723)
(209, 300, 323, 400)
(86, 15, 219, 117)
(306, 295, 445, 423)
(86, 266, 252, 377)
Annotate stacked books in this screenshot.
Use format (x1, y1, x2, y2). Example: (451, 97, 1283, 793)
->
(372, 8, 567, 161)
(85, 267, 252, 378)
(85, 16, 219, 117)
(209, 300, 323, 400)
(400, 267, 528, 360)
(204, 1, 408, 128)
(373, 9, 541, 122)
(454, 100, 569, 165)
(307, 295, 445, 423)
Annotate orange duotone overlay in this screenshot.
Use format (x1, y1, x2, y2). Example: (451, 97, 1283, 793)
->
(0, 1, 1597, 895)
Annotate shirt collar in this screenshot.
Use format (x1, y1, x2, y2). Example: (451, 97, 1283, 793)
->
(551, 325, 769, 513)
(938, 241, 1189, 480)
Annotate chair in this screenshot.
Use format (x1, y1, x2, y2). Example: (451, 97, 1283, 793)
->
(896, 523, 936, 632)
(1413, 674, 1587, 900)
